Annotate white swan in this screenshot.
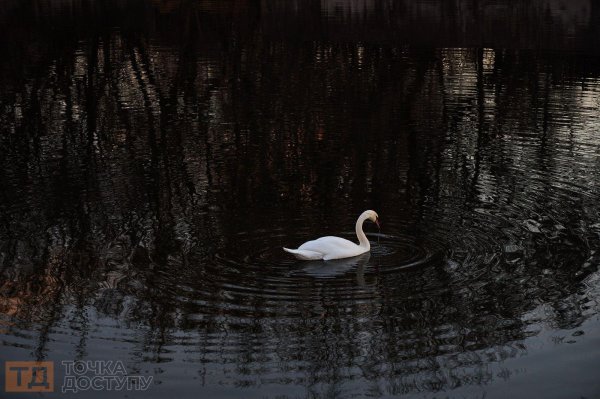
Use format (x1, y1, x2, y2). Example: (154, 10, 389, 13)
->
(283, 210, 380, 260)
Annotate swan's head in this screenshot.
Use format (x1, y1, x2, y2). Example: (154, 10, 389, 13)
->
(365, 210, 380, 228)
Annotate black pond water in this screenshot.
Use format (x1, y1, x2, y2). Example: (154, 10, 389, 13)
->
(1, 1, 600, 398)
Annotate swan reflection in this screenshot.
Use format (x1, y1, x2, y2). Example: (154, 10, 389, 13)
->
(299, 252, 371, 283)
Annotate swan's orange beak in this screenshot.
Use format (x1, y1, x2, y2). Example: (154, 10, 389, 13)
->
(375, 217, 380, 229)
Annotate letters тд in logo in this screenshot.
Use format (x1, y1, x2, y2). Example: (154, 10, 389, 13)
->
(5, 361, 54, 392)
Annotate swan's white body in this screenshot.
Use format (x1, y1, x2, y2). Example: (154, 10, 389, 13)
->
(283, 210, 379, 260)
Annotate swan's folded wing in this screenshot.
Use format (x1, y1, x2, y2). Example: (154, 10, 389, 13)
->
(283, 247, 324, 260)
(293, 236, 363, 261)
(298, 236, 356, 252)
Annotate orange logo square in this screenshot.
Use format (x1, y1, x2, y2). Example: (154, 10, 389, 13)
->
(5, 361, 54, 392)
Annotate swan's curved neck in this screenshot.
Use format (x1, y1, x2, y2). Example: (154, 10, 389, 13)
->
(355, 213, 370, 250)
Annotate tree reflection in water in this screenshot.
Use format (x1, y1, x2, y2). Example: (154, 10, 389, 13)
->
(0, 1, 600, 397)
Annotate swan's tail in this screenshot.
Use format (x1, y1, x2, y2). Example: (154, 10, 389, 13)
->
(283, 247, 324, 260)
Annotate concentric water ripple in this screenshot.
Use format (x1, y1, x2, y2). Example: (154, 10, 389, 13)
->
(214, 231, 444, 276)
(166, 228, 451, 320)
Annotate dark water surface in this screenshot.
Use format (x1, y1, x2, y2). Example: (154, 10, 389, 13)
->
(1, 1, 600, 398)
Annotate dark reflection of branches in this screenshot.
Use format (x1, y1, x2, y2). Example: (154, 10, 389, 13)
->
(0, 0, 599, 397)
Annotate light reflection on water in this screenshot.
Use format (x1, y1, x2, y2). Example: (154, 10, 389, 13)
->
(1, 1, 600, 398)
